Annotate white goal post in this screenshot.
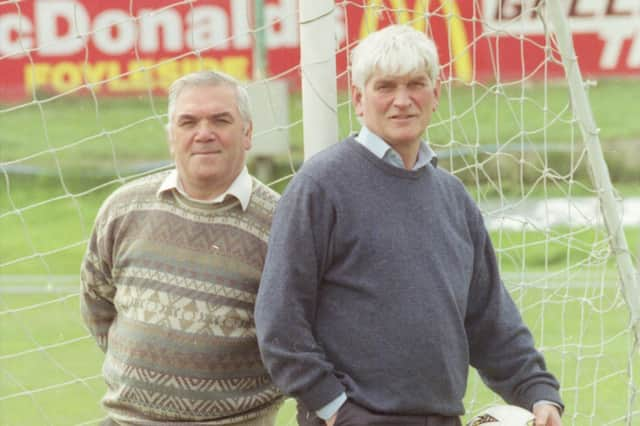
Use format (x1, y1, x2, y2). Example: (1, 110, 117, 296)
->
(297, 1, 640, 424)
(545, 0, 640, 344)
(301, 0, 640, 343)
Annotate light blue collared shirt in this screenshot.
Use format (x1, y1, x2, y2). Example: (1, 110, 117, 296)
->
(354, 125, 437, 170)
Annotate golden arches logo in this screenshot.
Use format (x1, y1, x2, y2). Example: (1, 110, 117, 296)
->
(358, 0, 472, 82)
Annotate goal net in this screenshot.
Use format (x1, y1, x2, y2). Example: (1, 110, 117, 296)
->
(1, 0, 638, 425)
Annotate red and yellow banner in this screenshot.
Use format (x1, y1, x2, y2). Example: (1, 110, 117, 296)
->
(1, 0, 638, 101)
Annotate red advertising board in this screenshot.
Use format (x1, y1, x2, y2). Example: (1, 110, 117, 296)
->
(1, 0, 638, 101)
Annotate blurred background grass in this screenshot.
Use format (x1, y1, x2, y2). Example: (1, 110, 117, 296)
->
(2, 79, 639, 182)
(2, 79, 639, 275)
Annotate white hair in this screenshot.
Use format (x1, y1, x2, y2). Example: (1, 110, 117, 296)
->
(166, 71, 252, 132)
(350, 25, 440, 89)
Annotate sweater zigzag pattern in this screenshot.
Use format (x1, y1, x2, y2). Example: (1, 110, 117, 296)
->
(81, 170, 282, 425)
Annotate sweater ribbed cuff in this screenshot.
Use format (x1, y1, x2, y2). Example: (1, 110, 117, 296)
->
(517, 384, 564, 413)
(299, 375, 346, 412)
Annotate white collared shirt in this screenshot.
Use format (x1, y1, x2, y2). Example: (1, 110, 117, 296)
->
(156, 166, 253, 211)
(354, 125, 437, 170)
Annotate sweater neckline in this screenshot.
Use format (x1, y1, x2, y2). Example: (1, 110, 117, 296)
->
(171, 189, 245, 214)
(344, 137, 430, 179)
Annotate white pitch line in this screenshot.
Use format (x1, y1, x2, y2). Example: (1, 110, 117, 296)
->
(0, 272, 619, 294)
(0, 286, 79, 294)
(0, 275, 78, 294)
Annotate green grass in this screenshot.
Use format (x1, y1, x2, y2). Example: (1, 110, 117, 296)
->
(0, 95, 170, 173)
(1, 287, 637, 425)
(2, 79, 639, 179)
(1, 175, 639, 424)
(430, 79, 640, 147)
(2, 175, 638, 276)
(0, 175, 119, 275)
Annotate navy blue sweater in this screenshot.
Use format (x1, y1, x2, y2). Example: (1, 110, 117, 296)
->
(255, 138, 562, 416)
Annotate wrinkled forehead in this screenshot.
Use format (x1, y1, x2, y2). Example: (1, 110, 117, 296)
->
(174, 84, 238, 113)
(176, 83, 235, 102)
(366, 67, 432, 85)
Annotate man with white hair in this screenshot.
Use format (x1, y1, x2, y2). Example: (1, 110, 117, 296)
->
(255, 25, 563, 426)
(81, 71, 282, 425)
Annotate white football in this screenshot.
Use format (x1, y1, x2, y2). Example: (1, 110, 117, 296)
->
(466, 404, 535, 426)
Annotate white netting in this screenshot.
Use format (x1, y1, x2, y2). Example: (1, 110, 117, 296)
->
(1, 0, 638, 425)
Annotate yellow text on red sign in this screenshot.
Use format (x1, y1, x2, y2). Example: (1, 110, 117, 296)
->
(24, 56, 250, 94)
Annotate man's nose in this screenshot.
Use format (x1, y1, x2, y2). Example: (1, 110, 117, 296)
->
(194, 121, 214, 140)
(393, 87, 411, 107)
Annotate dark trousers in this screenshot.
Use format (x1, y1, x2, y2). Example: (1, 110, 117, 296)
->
(297, 400, 461, 426)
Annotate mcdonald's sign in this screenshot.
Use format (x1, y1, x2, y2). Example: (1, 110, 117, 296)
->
(1, 0, 637, 101)
(339, 0, 639, 83)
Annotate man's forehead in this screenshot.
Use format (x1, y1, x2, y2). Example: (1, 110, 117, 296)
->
(175, 108, 234, 118)
(174, 85, 238, 115)
(368, 69, 430, 82)
(175, 84, 235, 103)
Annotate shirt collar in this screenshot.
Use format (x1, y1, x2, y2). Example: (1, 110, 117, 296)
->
(157, 167, 253, 211)
(354, 126, 437, 170)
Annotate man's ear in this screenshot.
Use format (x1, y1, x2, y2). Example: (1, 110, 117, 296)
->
(351, 85, 365, 117)
(432, 79, 441, 112)
(166, 123, 175, 156)
(243, 121, 253, 151)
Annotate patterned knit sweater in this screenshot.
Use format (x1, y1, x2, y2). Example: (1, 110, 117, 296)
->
(80, 170, 282, 425)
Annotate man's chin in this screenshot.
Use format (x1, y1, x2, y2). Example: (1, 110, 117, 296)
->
(191, 153, 220, 161)
(386, 134, 422, 147)
(189, 155, 221, 169)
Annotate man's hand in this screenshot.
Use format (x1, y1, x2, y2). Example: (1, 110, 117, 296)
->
(325, 413, 337, 426)
(533, 403, 562, 426)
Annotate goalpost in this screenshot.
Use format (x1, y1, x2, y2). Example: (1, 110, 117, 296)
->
(545, 0, 640, 344)
(0, 0, 638, 425)
(300, 4, 640, 425)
